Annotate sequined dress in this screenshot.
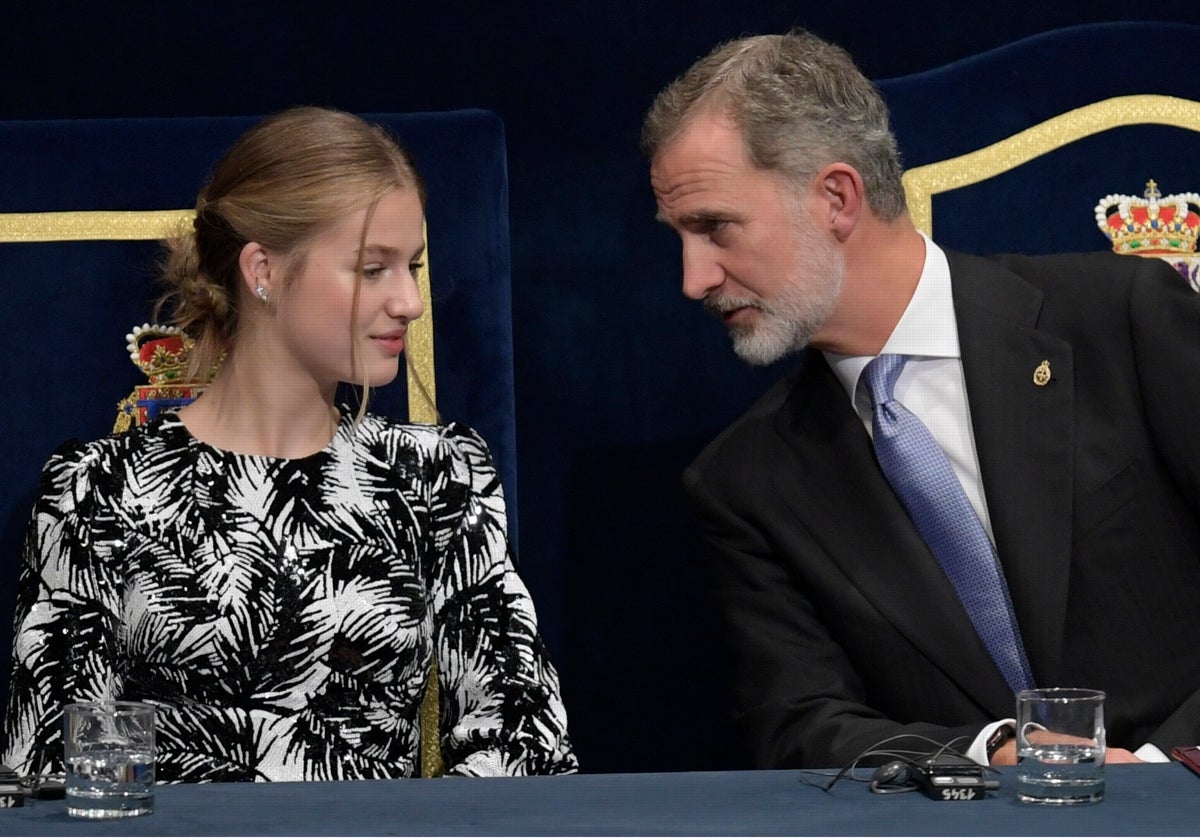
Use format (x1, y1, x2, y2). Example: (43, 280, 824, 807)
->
(0, 410, 576, 781)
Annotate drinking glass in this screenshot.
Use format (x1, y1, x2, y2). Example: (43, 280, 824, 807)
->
(1015, 687, 1105, 804)
(63, 701, 155, 818)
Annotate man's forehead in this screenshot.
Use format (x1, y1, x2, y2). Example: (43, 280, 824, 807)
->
(652, 157, 790, 230)
(653, 112, 745, 169)
(651, 166, 739, 217)
(651, 115, 752, 198)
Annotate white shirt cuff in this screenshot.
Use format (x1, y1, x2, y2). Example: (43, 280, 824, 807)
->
(1134, 743, 1170, 763)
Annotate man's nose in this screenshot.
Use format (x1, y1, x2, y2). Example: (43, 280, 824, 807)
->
(681, 242, 723, 301)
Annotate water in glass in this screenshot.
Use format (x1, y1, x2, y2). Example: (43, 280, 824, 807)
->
(1016, 743, 1104, 804)
(66, 746, 155, 818)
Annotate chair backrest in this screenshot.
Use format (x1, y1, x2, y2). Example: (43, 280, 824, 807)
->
(0, 111, 517, 733)
(877, 21, 1200, 264)
(898, 94, 1200, 286)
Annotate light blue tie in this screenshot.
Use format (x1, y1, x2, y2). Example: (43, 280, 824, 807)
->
(862, 354, 1034, 694)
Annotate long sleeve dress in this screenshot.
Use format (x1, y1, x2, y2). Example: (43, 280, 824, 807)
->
(0, 410, 576, 781)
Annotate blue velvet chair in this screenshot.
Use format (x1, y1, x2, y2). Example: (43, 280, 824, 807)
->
(877, 21, 1200, 264)
(0, 110, 516, 776)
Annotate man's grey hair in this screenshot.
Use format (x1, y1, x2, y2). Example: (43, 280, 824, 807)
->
(641, 29, 907, 220)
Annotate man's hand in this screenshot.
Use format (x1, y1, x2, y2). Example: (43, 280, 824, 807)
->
(990, 731, 1142, 766)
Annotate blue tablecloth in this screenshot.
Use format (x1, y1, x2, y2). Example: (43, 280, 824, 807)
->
(0, 764, 1196, 835)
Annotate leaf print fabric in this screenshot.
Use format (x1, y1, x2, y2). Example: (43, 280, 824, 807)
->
(0, 410, 576, 781)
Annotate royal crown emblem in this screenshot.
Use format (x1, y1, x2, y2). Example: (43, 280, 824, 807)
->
(1095, 180, 1200, 292)
(126, 323, 193, 383)
(1095, 180, 1200, 256)
(114, 324, 210, 432)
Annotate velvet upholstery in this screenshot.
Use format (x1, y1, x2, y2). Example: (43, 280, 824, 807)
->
(0, 110, 516, 715)
(877, 21, 1200, 256)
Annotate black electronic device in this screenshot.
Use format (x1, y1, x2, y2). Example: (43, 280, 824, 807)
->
(0, 765, 66, 807)
(908, 754, 1000, 801)
(0, 764, 25, 808)
(806, 734, 1001, 800)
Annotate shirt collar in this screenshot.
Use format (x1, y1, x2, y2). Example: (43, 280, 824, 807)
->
(824, 233, 960, 402)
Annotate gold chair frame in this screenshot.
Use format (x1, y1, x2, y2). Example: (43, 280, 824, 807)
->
(0, 209, 445, 778)
(902, 94, 1200, 237)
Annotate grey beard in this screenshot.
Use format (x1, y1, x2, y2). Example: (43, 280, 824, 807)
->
(728, 315, 812, 365)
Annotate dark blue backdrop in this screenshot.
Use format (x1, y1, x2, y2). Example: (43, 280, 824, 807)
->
(3, 3, 1200, 773)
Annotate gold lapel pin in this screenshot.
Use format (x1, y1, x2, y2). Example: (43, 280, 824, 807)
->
(1033, 360, 1052, 386)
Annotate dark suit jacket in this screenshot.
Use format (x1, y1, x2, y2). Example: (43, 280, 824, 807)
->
(685, 249, 1200, 769)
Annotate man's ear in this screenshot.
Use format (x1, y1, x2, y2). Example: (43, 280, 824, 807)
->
(238, 241, 274, 301)
(814, 163, 866, 241)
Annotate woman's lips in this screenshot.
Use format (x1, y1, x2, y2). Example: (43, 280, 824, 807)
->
(371, 331, 406, 354)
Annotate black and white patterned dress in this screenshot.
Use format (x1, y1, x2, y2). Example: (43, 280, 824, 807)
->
(0, 410, 576, 781)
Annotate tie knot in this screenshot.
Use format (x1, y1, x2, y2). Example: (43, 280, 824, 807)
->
(862, 353, 907, 408)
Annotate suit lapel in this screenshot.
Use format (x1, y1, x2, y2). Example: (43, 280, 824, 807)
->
(771, 351, 1015, 715)
(947, 251, 1074, 685)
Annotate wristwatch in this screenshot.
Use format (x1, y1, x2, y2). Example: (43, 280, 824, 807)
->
(986, 723, 1016, 760)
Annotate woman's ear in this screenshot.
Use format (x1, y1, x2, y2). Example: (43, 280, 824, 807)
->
(814, 163, 866, 241)
(238, 241, 274, 303)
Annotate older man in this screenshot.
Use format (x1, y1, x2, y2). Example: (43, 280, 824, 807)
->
(644, 29, 1200, 769)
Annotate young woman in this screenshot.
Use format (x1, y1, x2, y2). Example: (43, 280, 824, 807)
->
(1, 107, 576, 781)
